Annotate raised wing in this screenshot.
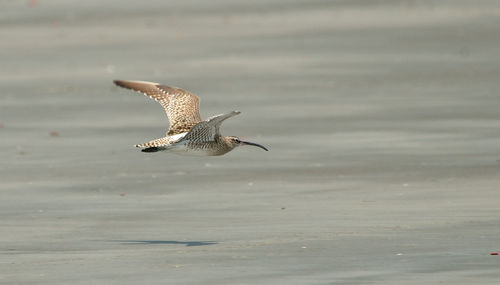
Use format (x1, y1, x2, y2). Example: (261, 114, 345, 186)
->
(113, 80, 202, 135)
(183, 111, 241, 142)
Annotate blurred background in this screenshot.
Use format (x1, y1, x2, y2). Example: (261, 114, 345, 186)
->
(1, 1, 500, 284)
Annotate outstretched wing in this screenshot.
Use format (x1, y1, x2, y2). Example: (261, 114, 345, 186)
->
(183, 111, 241, 142)
(113, 80, 202, 135)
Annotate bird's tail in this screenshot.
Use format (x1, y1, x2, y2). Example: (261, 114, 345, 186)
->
(135, 137, 171, 149)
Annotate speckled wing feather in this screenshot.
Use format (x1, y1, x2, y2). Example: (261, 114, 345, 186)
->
(184, 111, 240, 142)
(113, 80, 202, 135)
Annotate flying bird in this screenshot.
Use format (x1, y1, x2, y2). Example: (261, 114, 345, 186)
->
(113, 80, 268, 156)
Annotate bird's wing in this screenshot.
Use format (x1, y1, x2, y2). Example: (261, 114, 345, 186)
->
(113, 80, 202, 135)
(183, 111, 241, 142)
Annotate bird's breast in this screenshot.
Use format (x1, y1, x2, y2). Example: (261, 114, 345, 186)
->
(166, 139, 230, 156)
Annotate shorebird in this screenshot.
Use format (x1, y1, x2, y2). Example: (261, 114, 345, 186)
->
(113, 80, 268, 156)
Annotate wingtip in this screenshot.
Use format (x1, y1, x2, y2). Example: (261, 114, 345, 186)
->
(141, 147, 160, 153)
(113, 80, 161, 88)
(113, 80, 125, 87)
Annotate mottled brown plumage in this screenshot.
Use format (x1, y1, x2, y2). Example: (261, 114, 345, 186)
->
(113, 80, 268, 156)
(113, 80, 201, 135)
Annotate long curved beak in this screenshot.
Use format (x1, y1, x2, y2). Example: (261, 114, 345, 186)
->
(240, 140, 268, 151)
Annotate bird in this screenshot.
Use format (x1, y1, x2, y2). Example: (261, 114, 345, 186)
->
(113, 80, 268, 156)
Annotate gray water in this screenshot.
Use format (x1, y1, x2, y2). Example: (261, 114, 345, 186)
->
(1, 1, 500, 284)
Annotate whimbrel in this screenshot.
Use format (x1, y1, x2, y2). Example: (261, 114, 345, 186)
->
(113, 80, 268, 156)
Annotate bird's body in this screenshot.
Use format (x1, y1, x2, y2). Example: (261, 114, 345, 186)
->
(153, 136, 236, 156)
(113, 80, 268, 156)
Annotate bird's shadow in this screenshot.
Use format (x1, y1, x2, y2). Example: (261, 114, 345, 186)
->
(110, 240, 217, 247)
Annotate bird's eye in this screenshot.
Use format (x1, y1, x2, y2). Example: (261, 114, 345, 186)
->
(235, 139, 240, 143)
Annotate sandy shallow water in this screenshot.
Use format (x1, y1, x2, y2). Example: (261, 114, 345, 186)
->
(1, 1, 500, 284)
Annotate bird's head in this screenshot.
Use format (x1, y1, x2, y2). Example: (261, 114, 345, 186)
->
(226, 136, 268, 151)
